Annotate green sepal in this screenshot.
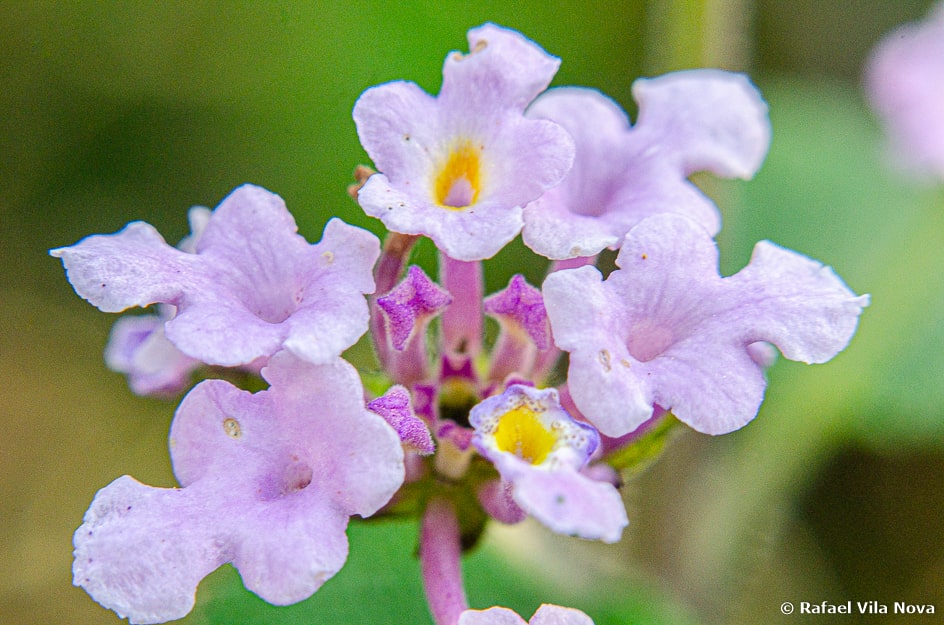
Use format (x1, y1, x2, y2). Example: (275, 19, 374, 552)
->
(603, 412, 683, 476)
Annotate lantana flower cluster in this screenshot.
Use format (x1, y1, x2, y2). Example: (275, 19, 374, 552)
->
(53, 23, 868, 625)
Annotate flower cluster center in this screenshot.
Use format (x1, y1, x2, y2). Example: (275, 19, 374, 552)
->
(493, 405, 556, 465)
(434, 141, 482, 209)
(438, 376, 481, 428)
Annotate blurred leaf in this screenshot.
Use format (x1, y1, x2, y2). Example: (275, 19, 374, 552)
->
(185, 519, 429, 625)
(604, 414, 683, 475)
(186, 517, 696, 625)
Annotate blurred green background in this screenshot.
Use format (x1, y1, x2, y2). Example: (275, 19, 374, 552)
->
(2, 1, 943, 624)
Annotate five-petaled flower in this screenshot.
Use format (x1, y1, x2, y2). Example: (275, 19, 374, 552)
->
(353, 23, 575, 261)
(51, 184, 380, 367)
(543, 213, 869, 437)
(522, 70, 770, 259)
(72, 351, 405, 624)
(470, 384, 627, 542)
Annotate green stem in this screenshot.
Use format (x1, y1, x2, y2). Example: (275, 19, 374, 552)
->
(644, 0, 753, 73)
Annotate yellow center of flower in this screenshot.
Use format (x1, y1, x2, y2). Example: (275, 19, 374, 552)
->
(493, 405, 556, 465)
(434, 141, 482, 209)
(438, 376, 480, 428)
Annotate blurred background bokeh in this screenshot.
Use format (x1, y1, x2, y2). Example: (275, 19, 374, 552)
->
(2, 1, 942, 623)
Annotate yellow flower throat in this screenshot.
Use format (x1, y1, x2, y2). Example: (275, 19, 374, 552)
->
(493, 406, 556, 465)
(434, 142, 482, 209)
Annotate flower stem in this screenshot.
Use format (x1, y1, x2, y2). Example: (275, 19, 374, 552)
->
(439, 254, 483, 357)
(643, 0, 753, 73)
(420, 497, 468, 625)
(371, 232, 418, 370)
(548, 255, 597, 274)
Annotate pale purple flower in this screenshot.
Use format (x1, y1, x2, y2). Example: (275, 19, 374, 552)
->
(374, 264, 454, 385)
(103, 207, 210, 396)
(104, 311, 200, 396)
(377, 265, 453, 351)
(72, 351, 405, 624)
(865, 3, 944, 179)
(523, 70, 770, 259)
(543, 214, 869, 437)
(470, 384, 627, 543)
(476, 479, 527, 525)
(353, 23, 575, 261)
(484, 274, 554, 382)
(368, 384, 436, 455)
(51, 184, 380, 367)
(459, 604, 594, 625)
(484, 274, 550, 350)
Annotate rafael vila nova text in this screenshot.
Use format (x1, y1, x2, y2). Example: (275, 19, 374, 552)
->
(793, 601, 935, 615)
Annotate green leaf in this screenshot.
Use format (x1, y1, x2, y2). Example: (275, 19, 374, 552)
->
(186, 519, 429, 625)
(185, 515, 697, 625)
(604, 414, 684, 476)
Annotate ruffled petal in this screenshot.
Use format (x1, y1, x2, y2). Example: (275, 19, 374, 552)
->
(353, 81, 441, 179)
(50, 222, 193, 312)
(231, 492, 350, 605)
(545, 214, 867, 436)
(164, 297, 286, 367)
(727, 241, 870, 363)
(642, 333, 767, 435)
(540, 266, 615, 353)
(512, 468, 627, 543)
(530, 604, 596, 625)
(72, 476, 222, 625)
(480, 116, 575, 213)
(53, 185, 379, 367)
(522, 203, 621, 260)
(441, 23, 560, 112)
(459, 606, 527, 625)
(561, 348, 653, 438)
(631, 69, 771, 179)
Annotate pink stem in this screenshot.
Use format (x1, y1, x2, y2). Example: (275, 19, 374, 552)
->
(529, 342, 564, 385)
(420, 497, 468, 625)
(548, 254, 597, 273)
(370, 233, 419, 369)
(439, 254, 483, 357)
(388, 321, 432, 386)
(486, 324, 535, 383)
